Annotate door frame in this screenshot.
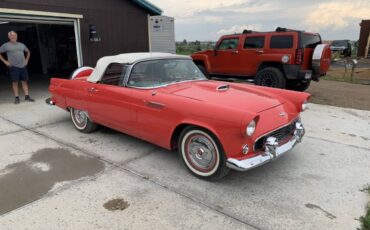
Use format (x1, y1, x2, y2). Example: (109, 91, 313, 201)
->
(0, 8, 83, 66)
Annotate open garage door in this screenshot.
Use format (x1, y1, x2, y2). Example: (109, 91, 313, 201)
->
(0, 9, 83, 103)
(0, 10, 83, 79)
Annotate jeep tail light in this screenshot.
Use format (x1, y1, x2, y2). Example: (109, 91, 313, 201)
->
(295, 48, 303, 64)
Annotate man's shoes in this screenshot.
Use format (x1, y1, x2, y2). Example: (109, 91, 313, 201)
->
(14, 97, 20, 104)
(25, 95, 35, 102)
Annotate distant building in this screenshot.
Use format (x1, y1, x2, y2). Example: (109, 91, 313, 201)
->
(358, 20, 370, 58)
(0, 0, 163, 78)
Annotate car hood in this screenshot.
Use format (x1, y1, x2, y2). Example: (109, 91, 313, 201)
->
(162, 81, 284, 113)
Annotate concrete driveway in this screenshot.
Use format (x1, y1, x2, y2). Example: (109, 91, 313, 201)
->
(0, 89, 369, 230)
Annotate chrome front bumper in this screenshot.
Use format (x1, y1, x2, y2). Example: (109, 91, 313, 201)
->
(226, 121, 305, 172)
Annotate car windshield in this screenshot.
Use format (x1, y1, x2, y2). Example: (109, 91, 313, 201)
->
(301, 34, 321, 48)
(127, 59, 206, 88)
(331, 40, 347, 46)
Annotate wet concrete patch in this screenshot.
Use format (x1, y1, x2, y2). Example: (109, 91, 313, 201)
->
(103, 199, 130, 211)
(0, 148, 104, 215)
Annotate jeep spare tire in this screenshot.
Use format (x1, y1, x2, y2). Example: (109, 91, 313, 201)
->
(312, 44, 331, 76)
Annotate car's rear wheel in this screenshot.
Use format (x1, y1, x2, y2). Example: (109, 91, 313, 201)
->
(70, 108, 97, 133)
(179, 126, 229, 180)
(196, 65, 210, 79)
(255, 67, 286, 88)
(287, 80, 311, 92)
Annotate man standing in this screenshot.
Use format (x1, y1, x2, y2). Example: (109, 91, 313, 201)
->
(0, 31, 34, 104)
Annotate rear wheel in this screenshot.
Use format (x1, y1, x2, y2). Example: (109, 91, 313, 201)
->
(196, 65, 210, 79)
(70, 108, 97, 133)
(178, 126, 229, 180)
(287, 80, 311, 92)
(255, 67, 286, 89)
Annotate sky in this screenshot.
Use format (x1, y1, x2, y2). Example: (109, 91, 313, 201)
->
(149, 0, 370, 41)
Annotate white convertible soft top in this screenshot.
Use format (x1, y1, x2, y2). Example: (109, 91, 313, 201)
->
(87, 52, 190, 83)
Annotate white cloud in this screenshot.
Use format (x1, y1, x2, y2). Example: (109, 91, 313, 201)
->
(204, 16, 223, 24)
(217, 24, 263, 35)
(149, 0, 366, 40)
(305, 1, 370, 30)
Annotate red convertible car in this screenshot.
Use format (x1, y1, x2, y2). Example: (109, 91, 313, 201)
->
(47, 53, 309, 180)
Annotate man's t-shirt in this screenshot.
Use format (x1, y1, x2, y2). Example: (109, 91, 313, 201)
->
(0, 42, 29, 68)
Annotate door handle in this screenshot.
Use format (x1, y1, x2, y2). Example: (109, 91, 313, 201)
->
(231, 50, 239, 54)
(256, 50, 264, 54)
(144, 100, 165, 109)
(89, 87, 99, 93)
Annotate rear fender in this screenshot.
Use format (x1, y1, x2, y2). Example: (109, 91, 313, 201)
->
(49, 78, 89, 111)
(191, 54, 211, 72)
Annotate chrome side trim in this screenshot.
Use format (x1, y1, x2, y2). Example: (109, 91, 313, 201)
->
(227, 121, 305, 172)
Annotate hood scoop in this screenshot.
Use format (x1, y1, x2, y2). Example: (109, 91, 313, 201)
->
(216, 84, 230, 92)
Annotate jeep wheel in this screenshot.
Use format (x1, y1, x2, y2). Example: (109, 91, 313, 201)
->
(197, 65, 210, 79)
(255, 67, 286, 89)
(287, 80, 311, 92)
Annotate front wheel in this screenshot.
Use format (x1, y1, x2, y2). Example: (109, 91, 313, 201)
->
(70, 108, 97, 133)
(178, 126, 229, 180)
(255, 67, 286, 89)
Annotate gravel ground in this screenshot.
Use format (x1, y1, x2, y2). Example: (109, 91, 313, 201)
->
(307, 80, 370, 111)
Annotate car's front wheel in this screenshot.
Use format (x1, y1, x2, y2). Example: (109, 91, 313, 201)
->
(70, 108, 97, 133)
(255, 67, 286, 89)
(178, 126, 229, 180)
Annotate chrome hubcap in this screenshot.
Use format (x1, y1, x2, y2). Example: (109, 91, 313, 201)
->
(73, 109, 87, 127)
(187, 135, 216, 169)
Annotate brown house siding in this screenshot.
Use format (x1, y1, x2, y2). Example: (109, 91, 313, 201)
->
(358, 20, 370, 57)
(0, 0, 152, 66)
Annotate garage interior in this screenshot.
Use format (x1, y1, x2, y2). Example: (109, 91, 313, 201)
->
(0, 19, 78, 102)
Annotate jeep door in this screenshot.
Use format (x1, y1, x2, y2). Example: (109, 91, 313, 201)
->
(238, 35, 266, 76)
(209, 37, 240, 75)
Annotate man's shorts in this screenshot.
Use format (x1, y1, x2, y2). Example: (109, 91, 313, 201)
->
(9, 66, 29, 82)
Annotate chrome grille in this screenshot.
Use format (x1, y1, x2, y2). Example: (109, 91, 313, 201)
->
(254, 120, 297, 152)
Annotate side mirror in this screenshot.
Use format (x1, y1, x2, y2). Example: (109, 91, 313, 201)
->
(214, 47, 218, 56)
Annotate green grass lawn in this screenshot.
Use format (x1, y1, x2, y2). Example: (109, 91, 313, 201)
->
(360, 186, 370, 230)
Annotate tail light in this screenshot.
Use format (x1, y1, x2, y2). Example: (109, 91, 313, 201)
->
(295, 48, 303, 64)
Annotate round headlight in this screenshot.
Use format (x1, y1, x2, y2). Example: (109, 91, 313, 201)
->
(246, 120, 256, 136)
(302, 100, 308, 111)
